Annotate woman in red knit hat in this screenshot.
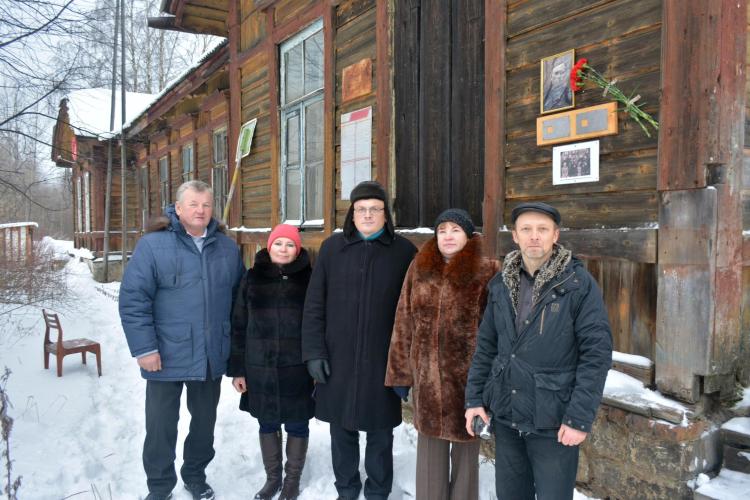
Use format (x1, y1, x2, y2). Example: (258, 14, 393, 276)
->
(228, 224, 312, 500)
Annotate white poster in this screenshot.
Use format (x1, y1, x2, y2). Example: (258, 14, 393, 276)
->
(340, 106, 372, 199)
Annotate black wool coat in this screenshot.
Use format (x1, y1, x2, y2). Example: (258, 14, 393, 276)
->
(301, 230, 417, 431)
(465, 246, 612, 436)
(227, 248, 314, 423)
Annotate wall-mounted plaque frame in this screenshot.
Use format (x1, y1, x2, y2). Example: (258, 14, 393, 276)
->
(536, 102, 618, 146)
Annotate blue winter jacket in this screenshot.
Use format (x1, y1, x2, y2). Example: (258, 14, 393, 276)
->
(119, 205, 244, 381)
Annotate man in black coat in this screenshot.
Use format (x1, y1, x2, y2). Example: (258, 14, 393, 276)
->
(302, 181, 417, 500)
(464, 202, 612, 500)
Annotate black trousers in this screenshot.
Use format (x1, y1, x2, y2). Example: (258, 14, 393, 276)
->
(143, 377, 221, 495)
(329, 423, 393, 500)
(493, 422, 579, 500)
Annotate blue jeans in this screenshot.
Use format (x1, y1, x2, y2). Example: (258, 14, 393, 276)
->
(258, 420, 310, 438)
(493, 422, 579, 500)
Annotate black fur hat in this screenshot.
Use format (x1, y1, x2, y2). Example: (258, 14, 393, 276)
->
(434, 208, 475, 238)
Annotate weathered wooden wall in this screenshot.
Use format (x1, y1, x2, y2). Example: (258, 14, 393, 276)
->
(504, 0, 660, 228)
(333, 0, 378, 227)
(393, 0, 485, 228)
(740, 7, 750, 386)
(498, 0, 662, 361)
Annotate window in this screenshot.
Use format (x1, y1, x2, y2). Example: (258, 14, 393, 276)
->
(75, 176, 83, 232)
(159, 156, 170, 210)
(140, 165, 149, 229)
(280, 19, 324, 225)
(181, 143, 194, 182)
(212, 128, 228, 218)
(83, 171, 91, 233)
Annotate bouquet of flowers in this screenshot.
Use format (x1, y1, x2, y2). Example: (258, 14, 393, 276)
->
(570, 58, 659, 138)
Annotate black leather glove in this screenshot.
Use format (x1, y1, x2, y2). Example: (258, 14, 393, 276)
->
(306, 359, 330, 384)
(392, 386, 410, 402)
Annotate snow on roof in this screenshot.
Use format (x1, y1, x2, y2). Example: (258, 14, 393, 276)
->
(0, 221, 38, 229)
(121, 37, 227, 133)
(65, 88, 155, 138)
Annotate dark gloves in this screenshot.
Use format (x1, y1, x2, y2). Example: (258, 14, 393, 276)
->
(306, 358, 331, 384)
(392, 386, 410, 402)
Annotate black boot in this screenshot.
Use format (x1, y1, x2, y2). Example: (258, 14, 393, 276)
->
(279, 436, 308, 500)
(255, 431, 282, 500)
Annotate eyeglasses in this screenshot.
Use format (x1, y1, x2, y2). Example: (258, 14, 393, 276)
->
(353, 207, 385, 215)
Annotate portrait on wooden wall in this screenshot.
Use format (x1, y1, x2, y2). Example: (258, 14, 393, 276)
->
(540, 49, 575, 114)
(553, 140, 599, 185)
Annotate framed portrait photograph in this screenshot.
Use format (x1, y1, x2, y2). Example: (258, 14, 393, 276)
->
(553, 140, 599, 185)
(540, 49, 575, 115)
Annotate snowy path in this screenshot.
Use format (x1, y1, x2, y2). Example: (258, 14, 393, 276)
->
(2, 246, 592, 499)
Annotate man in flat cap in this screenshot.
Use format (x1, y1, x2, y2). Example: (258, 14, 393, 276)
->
(464, 202, 612, 500)
(302, 180, 417, 500)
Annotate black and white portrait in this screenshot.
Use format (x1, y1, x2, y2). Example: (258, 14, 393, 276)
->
(541, 50, 575, 114)
(553, 140, 599, 185)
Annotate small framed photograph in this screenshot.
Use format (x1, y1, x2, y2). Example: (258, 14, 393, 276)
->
(540, 49, 575, 115)
(553, 140, 599, 185)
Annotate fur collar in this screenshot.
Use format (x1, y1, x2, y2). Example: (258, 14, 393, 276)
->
(502, 244, 572, 315)
(413, 234, 486, 287)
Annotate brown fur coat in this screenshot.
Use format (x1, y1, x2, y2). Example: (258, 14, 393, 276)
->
(385, 235, 500, 442)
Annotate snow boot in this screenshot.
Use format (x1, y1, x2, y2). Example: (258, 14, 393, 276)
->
(255, 431, 283, 500)
(279, 435, 309, 500)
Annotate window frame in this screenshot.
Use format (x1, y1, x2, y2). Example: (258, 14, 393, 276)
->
(181, 142, 194, 182)
(75, 176, 83, 233)
(140, 165, 149, 229)
(279, 19, 325, 227)
(212, 128, 228, 219)
(83, 171, 91, 233)
(159, 155, 170, 211)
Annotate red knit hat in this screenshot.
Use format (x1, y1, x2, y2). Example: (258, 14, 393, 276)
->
(267, 224, 301, 253)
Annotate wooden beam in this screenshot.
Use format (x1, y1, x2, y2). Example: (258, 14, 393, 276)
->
(271, 3, 326, 45)
(497, 227, 657, 263)
(375, 0, 391, 193)
(483, 0, 505, 257)
(655, 0, 746, 403)
(267, 7, 280, 227)
(227, 0, 242, 228)
(323, 5, 335, 234)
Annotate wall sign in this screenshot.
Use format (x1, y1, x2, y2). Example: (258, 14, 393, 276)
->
(340, 106, 372, 199)
(342, 58, 372, 103)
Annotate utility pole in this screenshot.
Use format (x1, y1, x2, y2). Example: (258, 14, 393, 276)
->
(103, 0, 119, 282)
(120, 0, 127, 270)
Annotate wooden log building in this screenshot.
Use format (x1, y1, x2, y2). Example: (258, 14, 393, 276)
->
(53, 1, 750, 496)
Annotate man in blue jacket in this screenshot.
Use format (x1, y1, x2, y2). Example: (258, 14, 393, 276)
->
(464, 202, 612, 500)
(119, 180, 244, 500)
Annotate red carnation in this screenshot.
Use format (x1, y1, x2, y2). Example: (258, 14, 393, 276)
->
(570, 58, 588, 92)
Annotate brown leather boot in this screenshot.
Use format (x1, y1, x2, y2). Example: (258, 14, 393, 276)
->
(278, 435, 308, 500)
(254, 431, 282, 500)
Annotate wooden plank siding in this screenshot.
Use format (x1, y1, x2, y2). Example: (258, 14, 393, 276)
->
(393, 0, 485, 228)
(504, 0, 660, 229)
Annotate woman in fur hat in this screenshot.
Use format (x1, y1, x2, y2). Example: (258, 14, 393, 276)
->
(385, 208, 500, 500)
(228, 224, 313, 500)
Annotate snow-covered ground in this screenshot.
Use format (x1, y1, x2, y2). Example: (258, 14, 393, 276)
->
(2, 238, 741, 499)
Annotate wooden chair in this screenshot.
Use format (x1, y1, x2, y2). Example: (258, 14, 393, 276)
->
(43, 309, 102, 377)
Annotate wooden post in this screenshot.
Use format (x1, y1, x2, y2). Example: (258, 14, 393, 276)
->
(655, 0, 746, 402)
(323, 4, 335, 234)
(482, 0, 506, 257)
(375, 0, 391, 193)
(227, 0, 242, 230)
(268, 7, 281, 228)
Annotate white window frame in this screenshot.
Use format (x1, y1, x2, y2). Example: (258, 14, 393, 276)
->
(279, 19, 324, 226)
(181, 143, 194, 182)
(212, 128, 228, 217)
(159, 156, 170, 210)
(140, 165, 149, 229)
(83, 171, 91, 233)
(75, 176, 83, 232)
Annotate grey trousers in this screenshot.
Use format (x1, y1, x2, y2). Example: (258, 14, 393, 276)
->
(415, 432, 480, 500)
